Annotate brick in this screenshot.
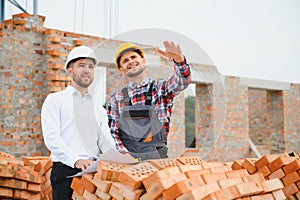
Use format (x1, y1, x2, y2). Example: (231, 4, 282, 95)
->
(0, 164, 14, 177)
(282, 171, 300, 187)
(94, 187, 111, 200)
(295, 191, 300, 200)
(201, 172, 227, 184)
(185, 168, 210, 178)
(146, 173, 187, 199)
(242, 173, 265, 183)
(72, 191, 84, 200)
(109, 182, 124, 199)
(14, 189, 41, 200)
(92, 174, 112, 192)
(235, 182, 264, 197)
(118, 162, 158, 190)
(217, 177, 243, 188)
(296, 180, 300, 190)
(162, 176, 204, 200)
(202, 186, 240, 200)
(256, 165, 271, 178)
(255, 154, 280, 169)
(71, 176, 84, 196)
(177, 156, 203, 165)
(0, 187, 13, 197)
(176, 182, 220, 200)
(178, 164, 202, 173)
(81, 173, 96, 194)
(225, 169, 249, 179)
(83, 189, 99, 200)
(268, 168, 286, 180)
(272, 189, 286, 200)
(250, 193, 273, 200)
(148, 158, 181, 169)
(143, 166, 181, 189)
(261, 178, 284, 193)
(202, 161, 224, 169)
(268, 155, 296, 172)
(282, 183, 298, 198)
(232, 159, 245, 170)
(97, 161, 131, 181)
(14, 169, 41, 183)
(242, 159, 257, 174)
(27, 182, 42, 193)
(283, 159, 300, 174)
(116, 182, 144, 200)
(0, 177, 27, 189)
(209, 165, 232, 173)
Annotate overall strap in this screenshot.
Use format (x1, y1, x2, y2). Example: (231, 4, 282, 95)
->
(122, 81, 154, 106)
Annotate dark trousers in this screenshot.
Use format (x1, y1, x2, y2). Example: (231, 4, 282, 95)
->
(50, 162, 81, 200)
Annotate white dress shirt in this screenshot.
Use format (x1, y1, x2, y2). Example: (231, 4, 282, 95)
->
(41, 86, 116, 168)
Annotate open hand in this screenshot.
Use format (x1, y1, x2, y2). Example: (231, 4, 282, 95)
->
(156, 40, 184, 63)
(74, 159, 95, 171)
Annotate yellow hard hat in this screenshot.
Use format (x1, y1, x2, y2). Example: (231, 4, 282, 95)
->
(115, 42, 144, 71)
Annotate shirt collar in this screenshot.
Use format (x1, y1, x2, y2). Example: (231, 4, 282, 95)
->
(66, 86, 92, 98)
(128, 77, 151, 90)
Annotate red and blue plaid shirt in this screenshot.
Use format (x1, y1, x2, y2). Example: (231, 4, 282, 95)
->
(107, 61, 191, 153)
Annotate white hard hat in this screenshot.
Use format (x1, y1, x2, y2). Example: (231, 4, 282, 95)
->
(64, 46, 97, 71)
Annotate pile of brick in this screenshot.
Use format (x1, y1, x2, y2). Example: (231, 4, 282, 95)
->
(0, 152, 53, 200)
(72, 153, 300, 200)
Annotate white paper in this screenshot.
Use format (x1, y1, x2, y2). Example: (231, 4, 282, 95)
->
(68, 148, 137, 177)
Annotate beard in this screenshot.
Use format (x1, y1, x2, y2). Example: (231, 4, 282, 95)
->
(126, 65, 145, 78)
(72, 72, 94, 88)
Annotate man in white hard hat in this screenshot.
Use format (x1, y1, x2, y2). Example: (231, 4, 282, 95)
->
(107, 41, 191, 161)
(41, 46, 116, 199)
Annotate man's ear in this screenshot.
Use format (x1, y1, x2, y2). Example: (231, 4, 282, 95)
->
(141, 57, 146, 65)
(67, 67, 72, 74)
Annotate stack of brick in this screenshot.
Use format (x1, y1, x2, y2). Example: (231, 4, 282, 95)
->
(232, 152, 300, 199)
(70, 154, 300, 200)
(0, 152, 53, 200)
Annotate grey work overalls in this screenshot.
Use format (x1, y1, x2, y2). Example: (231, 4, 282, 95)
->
(118, 82, 168, 161)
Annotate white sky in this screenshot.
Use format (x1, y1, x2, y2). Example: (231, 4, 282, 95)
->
(4, 0, 300, 83)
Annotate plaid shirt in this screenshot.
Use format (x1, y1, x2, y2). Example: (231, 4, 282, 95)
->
(107, 61, 191, 153)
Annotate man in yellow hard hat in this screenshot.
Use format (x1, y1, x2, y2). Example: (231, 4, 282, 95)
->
(107, 40, 192, 161)
(41, 46, 116, 199)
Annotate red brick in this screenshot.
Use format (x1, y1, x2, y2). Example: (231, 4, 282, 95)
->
(109, 182, 124, 199)
(0, 177, 27, 189)
(226, 169, 249, 179)
(185, 168, 210, 178)
(72, 191, 84, 200)
(0, 164, 14, 177)
(281, 171, 300, 187)
(295, 191, 300, 200)
(260, 178, 284, 193)
(283, 159, 300, 174)
(92, 174, 112, 193)
(94, 188, 111, 200)
(256, 165, 271, 178)
(250, 193, 274, 200)
(97, 161, 131, 181)
(143, 166, 181, 189)
(71, 176, 84, 195)
(146, 173, 187, 200)
(217, 177, 243, 188)
(14, 189, 41, 200)
(268, 168, 286, 180)
(255, 154, 280, 169)
(282, 183, 298, 198)
(271, 189, 286, 200)
(242, 159, 257, 174)
(116, 182, 144, 200)
(14, 169, 41, 183)
(242, 173, 266, 183)
(201, 172, 227, 184)
(176, 182, 220, 200)
(235, 182, 264, 197)
(0, 187, 13, 197)
(27, 182, 42, 193)
(83, 189, 99, 200)
(163, 176, 204, 200)
(202, 186, 240, 200)
(148, 158, 181, 169)
(177, 156, 203, 165)
(268, 155, 296, 172)
(202, 161, 224, 169)
(209, 165, 232, 173)
(178, 164, 202, 173)
(80, 173, 96, 194)
(231, 159, 244, 170)
(118, 162, 158, 190)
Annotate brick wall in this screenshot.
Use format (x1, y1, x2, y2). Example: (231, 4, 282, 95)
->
(0, 13, 300, 161)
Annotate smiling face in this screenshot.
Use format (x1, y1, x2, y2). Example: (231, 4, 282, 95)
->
(119, 51, 146, 78)
(68, 58, 95, 89)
